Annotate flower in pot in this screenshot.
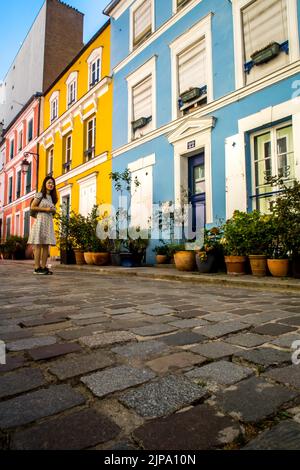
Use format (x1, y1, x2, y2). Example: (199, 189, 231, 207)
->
(153, 242, 169, 264)
(244, 211, 274, 276)
(222, 211, 250, 275)
(266, 215, 290, 278)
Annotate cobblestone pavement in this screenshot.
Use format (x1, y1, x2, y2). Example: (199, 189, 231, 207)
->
(1, 262, 300, 450)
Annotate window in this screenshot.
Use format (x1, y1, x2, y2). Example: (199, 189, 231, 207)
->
(177, 39, 207, 115)
(23, 211, 30, 237)
(62, 194, 71, 218)
(176, 0, 192, 11)
(132, 76, 153, 139)
(68, 80, 76, 107)
(63, 135, 72, 173)
(10, 139, 14, 159)
(132, 0, 152, 49)
(85, 117, 96, 161)
(128, 155, 154, 229)
(18, 130, 23, 151)
(8, 176, 13, 203)
(89, 59, 101, 88)
(47, 147, 54, 175)
(26, 162, 32, 194)
(50, 96, 58, 123)
(27, 119, 33, 142)
(78, 174, 97, 217)
(252, 124, 294, 213)
(15, 214, 20, 236)
(16, 170, 21, 199)
(6, 217, 11, 238)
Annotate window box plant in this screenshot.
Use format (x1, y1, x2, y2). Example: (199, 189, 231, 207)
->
(251, 42, 280, 65)
(132, 116, 151, 132)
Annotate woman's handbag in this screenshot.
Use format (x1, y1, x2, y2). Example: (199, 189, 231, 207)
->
(30, 196, 42, 218)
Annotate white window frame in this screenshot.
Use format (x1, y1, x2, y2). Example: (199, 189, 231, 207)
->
(50, 91, 59, 123)
(23, 208, 30, 237)
(47, 147, 54, 175)
(66, 71, 78, 108)
(173, 0, 194, 13)
(127, 56, 157, 142)
(129, 0, 155, 52)
(85, 116, 96, 161)
(9, 138, 14, 159)
(58, 184, 72, 216)
(232, 0, 300, 89)
(15, 212, 20, 236)
(18, 128, 23, 152)
(250, 121, 294, 211)
(7, 173, 13, 204)
(87, 47, 102, 90)
(15, 166, 22, 199)
(27, 116, 34, 143)
(170, 14, 213, 121)
(6, 215, 12, 239)
(64, 134, 72, 173)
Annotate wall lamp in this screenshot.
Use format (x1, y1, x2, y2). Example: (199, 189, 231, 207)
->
(21, 152, 39, 174)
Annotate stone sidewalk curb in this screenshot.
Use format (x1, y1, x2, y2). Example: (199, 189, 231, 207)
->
(6, 260, 300, 293)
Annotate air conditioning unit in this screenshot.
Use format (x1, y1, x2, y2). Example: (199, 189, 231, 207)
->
(132, 116, 151, 132)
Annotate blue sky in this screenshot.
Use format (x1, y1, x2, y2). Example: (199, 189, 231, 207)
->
(0, 0, 110, 80)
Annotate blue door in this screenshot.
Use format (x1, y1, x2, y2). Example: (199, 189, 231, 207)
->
(188, 153, 206, 234)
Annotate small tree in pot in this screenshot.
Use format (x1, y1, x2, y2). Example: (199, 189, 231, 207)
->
(222, 211, 250, 275)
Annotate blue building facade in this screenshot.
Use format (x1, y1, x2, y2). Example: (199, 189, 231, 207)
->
(104, 0, 300, 261)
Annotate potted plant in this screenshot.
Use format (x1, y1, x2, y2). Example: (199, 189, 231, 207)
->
(244, 211, 273, 277)
(1, 236, 28, 260)
(266, 215, 289, 277)
(195, 227, 223, 274)
(122, 229, 149, 267)
(222, 211, 249, 275)
(91, 235, 110, 266)
(172, 243, 195, 271)
(153, 242, 169, 264)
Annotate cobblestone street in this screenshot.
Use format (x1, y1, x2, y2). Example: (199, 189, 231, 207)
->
(1, 261, 300, 450)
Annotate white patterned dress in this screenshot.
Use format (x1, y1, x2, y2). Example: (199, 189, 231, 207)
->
(27, 192, 56, 246)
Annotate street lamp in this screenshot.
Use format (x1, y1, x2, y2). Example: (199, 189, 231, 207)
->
(21, 152, 39, 174)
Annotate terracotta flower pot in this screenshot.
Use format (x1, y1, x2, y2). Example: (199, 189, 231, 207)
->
(249, 255, 267, 277)
(225, 256, 247, 275)
(156, 255, 168, 264)
(92, 252, 110, 266)
(74, 249, 86, 265)
(84, 252, 94, 265)
(174, 251, 195, 271)
(267, 259, 289, 277)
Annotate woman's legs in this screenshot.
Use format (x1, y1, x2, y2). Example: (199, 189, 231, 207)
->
(33, 245, 42, 270)
(41, 245, 49, 269)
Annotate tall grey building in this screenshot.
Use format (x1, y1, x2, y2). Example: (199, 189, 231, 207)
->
(0, 0, 84, 128)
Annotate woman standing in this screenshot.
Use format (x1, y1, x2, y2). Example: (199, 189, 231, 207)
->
(28, 176, 58, 274)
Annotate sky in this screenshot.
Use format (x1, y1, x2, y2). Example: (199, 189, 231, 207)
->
(0, 0, 110, 81)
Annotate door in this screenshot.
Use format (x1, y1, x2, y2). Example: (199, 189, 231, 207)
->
(188, 153, 206, 234)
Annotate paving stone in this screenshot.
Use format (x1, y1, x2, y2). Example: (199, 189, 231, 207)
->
(146, 352, 206, 373)
(230, 308, 262, 316)
(0, 330, 33, 342)
(133, 404, 242, 450)
(271, 333, 300, 349)
(112, 340, 169, 359)
(234, 347, 291, 367)
(81, 365, 155, 398)
(240, 311, 294, 326)
(225, 333, 273, 348)
(68, 312, 107, 321)
(11, 408, 120, 450)
(283, 306, 300, 313)
(168, 318, 209, 329)
(214, 377, 298, 423)
(186, 360, 253, 385)
(106, 308, 137, 316)
(49, 350, 114, 380)
(197, 321, 250, 339)
(160, 331, 206, 346)
(253, 323, 297, 336)
(19, 317, 68, 328)
(57, 325, 104, 340)
(80, 330, 136, 348)
(140, 304, 175, 316)
(202, 312, 242, 323)
(264, 365, 300, 390)
(6, 336, 57, 352)
(131, 324, 176, 337)
(189, 341, 241, 359)
(28, 342, 82, 361)
(73, 318, 108, 326)
(0, 368, 47, 399)
(0, 355, 25, 372)
(119, 375, 207, 418)
(0, 384, 86, 429)
(279, 316, 300, 326)
(173, 310, 210, 319)
(106, 303, 136, 310)
(243, 421, 300, 450)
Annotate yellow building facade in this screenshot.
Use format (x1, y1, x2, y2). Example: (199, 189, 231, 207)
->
(38, 21, 112, 254)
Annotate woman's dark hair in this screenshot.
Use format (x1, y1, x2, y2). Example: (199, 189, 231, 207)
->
(40, 176, 58, 205)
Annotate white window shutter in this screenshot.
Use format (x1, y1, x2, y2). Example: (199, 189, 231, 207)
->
(292, 112, 300, 181)
(130, 166, 153, 229)
(134, 0, 151, 44)
(178, 39, 206, 94)
(225, 134, 247, 219)
(133, 76, 152, 120)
